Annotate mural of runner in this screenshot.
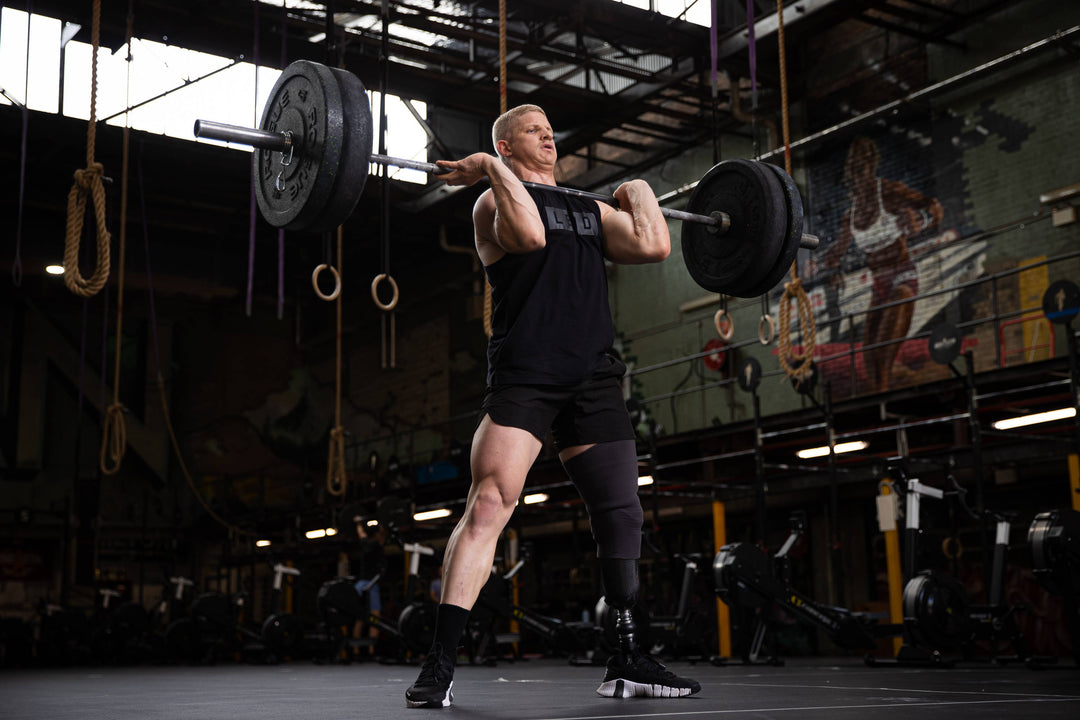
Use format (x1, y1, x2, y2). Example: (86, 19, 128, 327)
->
(822, 136, 943, 392)
(800, 130, 990, 397)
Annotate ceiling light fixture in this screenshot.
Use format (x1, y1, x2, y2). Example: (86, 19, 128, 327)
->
(992, 407, 1076, 430)
(796, 440, 868, 459)
(414, 508, 452, 522)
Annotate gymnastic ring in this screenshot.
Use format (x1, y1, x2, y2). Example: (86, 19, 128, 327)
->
(312, 263, 341, 301)
(371, 273, 400, 311)
(758, 314, 776, 346)
(941, 536, 964, 560)
(714, 308, 734, 341)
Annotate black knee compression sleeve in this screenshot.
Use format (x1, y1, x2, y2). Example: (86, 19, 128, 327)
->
(600, 557, 639, 608)
(562, 439, 643, 559)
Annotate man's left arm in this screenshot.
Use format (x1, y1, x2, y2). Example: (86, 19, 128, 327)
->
(600, 179, 671, 264)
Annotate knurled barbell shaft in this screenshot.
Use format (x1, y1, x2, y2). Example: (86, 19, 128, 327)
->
(193, 119, 819, 250)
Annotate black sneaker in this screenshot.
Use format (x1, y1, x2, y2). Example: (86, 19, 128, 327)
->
(405, 643, 455, 709)
(596, 651, 701, 698)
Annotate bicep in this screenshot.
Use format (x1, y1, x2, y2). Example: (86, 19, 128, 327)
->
(473, 191, 505, 266)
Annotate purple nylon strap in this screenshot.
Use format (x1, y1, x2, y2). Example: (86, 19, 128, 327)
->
(710, 0, 718, 97)
(278, 230, 285, 319)
(13, 101, 27, 287)
(278, 1, 287, 320)
(747, 0, 758, 109)
(13, 1, 32, 287)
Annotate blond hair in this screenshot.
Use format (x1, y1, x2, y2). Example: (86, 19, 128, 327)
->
(492, 104, 547, 162)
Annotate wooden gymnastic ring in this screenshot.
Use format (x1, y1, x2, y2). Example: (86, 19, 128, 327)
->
(371, 273, 399, 311)
(758, 314, 776, 345)
(312, 263, 341, 301)
(714, 308, 734, 341)
(941, 536, 964, 560)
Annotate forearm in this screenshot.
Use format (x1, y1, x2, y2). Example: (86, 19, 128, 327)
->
(623, 180, 669, 255)
(487, 160, 546, 252)
(605, 179, 670, 263)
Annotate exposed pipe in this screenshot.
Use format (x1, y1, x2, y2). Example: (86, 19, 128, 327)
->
(727, 70, 778, 151)
(656, 25, 1080, 206)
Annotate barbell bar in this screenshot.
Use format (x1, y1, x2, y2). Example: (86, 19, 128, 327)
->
(192, 59, 817, 298)
(192, 119, 818, 250)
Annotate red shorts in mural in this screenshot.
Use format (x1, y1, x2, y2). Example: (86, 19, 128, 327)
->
(872, 257, 918, 306)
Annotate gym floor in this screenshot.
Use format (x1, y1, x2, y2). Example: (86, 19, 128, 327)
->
(3, 657, 1078, 719)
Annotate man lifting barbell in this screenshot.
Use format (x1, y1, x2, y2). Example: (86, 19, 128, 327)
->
(402, 105, 701, 709)
(191, 58, 819, 708)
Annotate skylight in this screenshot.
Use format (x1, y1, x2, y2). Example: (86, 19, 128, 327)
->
(0, 6, 428, 184)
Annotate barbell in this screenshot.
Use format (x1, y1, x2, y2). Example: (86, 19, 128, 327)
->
(193, 59, 817, 298)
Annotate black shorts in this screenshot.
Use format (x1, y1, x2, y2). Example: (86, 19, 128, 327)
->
(480, 355, 635, 451)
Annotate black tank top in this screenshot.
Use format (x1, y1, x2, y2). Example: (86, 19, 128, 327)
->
(484, 184, 614, 386)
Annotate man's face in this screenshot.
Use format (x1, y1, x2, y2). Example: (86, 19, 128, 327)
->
(506, 110, 556, 166)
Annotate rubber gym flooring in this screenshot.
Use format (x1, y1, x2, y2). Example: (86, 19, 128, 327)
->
(3, 657, 1079, 719)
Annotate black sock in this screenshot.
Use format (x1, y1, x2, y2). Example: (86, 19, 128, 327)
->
(433, 603, 470, 656)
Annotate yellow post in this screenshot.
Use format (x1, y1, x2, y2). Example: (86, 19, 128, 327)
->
(508, 529, 520, 639)
(880, 485, 903, 655)
(1070, 454, 1080, 512)
(285, 560, 295, 614)
(712, 500, 731, 658)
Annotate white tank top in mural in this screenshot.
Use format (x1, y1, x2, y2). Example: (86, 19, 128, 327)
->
(850, 178, 902, 254)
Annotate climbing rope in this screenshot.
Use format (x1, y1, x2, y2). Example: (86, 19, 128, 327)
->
(775, 0, 816, 387)
(482, 0, 509, 339)
(100, 6, 136, 475)
(63, 0, 110, 297)
(327, 225, 347, 497)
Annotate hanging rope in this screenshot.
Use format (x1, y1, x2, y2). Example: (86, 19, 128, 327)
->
(498, 0, 507, 115)
(63, 0, 110, 297)
(327, 225, 347, 497)
(483, 0, 509, 339)
(100, 6, 135, 475)
(775, 0, 816, 387)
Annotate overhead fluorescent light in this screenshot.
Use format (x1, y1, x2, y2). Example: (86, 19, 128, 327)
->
(366, 519, 379, 527)
(255, 539, 271, 548)
(796, 440, 868, 459)
(304, 529, 327, 540)
(414, 508, 452, 522)
(638, 475, 654, 486)
(46, 265, 64, 275)
(523, 493, 548, 505)
(992, 407, 1076, 430)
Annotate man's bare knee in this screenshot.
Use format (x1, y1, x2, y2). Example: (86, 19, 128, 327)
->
(463, 487, 514, 536)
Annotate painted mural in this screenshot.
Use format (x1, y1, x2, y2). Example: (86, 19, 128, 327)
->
(793, 99, 1036, 398)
